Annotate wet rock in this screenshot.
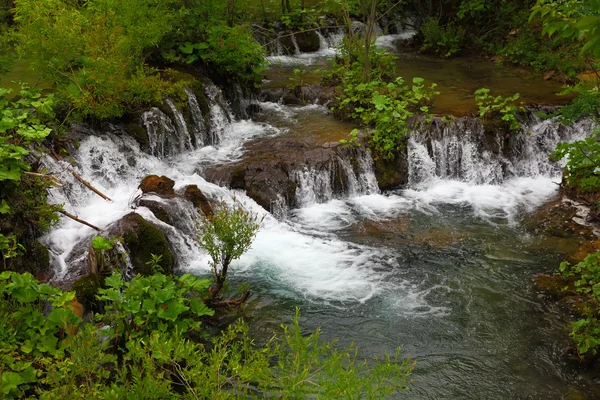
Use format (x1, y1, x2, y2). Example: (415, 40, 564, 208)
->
(373, 146, 409, 190)
(260, 84, 335, 106)
(138, 198, 173, 225)
(205, 138, 355, 211)
(184, 185, 214, 218)
(110, 213, 174, 276)
(139, 175, 176, 198)
(295, 30, 320, 53)
(72, 273, 104, 313)
(124, 123, 149, 151)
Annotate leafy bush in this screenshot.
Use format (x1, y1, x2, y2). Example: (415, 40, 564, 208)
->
(96, 271, 215, 342)
(420, 17, 466, 57)
(558, 252, 600, 357)
(0, 85, 59, 269)
(0, 271, 81, 398)
(0, 271, 415, 398)
(324, 38, 438, 159)
(474, 88, 525, 131)
(196, 201, 262, 297)
(550, 128, 600, 194)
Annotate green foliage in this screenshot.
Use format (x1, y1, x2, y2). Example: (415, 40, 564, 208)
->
(0, 271, 80, 397)
(531, 0, 600, 59)
(474, 88, 525, 131)
(196, 200, 262, 296)
(550, 128, 600, 193)
(91, 236, 114, 251)
(14, 0, 183, 119)
(96, 271, 214, 342)
(420, 17, 466, 57)
(557, 252, 600, 357)
(0, 84, 59, 271)
(145, 253, 164, 274)
(0, 84, 53, 183)
(195, 25, 266, 87)
(325, 38, 438, 159)
(0, 271, 414, 398)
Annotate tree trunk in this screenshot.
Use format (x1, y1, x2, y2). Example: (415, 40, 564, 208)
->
(364, 0, 378, 79)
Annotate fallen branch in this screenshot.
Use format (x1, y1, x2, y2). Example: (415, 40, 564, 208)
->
(71, 171, 112, 202)
(210, 291, 251, 309)
(23, 172, 64, 187)
(50, 151, 112, 202)
(57, 209, 101, 231)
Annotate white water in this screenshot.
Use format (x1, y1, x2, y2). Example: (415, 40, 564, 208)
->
(266, 28, 415, 66)
(43, 89, 593, 313)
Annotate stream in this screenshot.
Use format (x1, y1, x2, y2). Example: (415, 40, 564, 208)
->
(41, 32, 600, 399)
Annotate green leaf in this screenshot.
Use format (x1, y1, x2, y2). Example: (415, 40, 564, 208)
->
(190, 298, 215, 317)
(0, 200, 11, 214)
(2, 371, 23, 395)
(91, 236, 113, 250)
(156, 299, 189, 321)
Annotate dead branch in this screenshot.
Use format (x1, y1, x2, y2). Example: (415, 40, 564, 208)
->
(70, 171, 113, 202)
(210, 291, 251, 308)
(57, 209, 101, 231)
(23, 172, 64, 187)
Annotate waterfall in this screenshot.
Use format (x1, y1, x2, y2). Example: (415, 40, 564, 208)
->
(185, 88, 208, 148)
(165, 98, 193, 152)
(407, 116, 592, 187)
(292, 148, 380, 207)
(290, 32, 301, 55)
(205, 82, 233, 145)
(142, 107, 179, 158)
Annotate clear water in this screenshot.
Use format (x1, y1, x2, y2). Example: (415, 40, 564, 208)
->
(40, 37, 600, 398)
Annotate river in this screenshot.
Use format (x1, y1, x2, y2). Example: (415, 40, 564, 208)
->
(41, 33, 600, 399)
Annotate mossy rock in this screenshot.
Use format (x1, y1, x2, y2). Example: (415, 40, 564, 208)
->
(125, 123, 149, 151)
(190, 81, 211, 117)
(184, 185, 214, 218)
(72, 274, 104, 313)
(372, 145, 409, 191)
(139, 175, 176, 198)
(295, 30, 321, 53)
(117, 213, 174, 276)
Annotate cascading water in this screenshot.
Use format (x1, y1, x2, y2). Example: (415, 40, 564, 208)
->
(292, 149, 380, 207)
(204, 81, 232, 145)
(41, 78, 599, 398)
(408, 115, 591, 186)
(185, 87, 208, 147)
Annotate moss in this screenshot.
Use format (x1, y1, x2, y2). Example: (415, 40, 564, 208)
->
(295, 31, 320, 53)
(230, 166, 246, 189)
(139, 175, 176, 197)
(125, 123, 149, 151)
(373, 148, 409, 191)
(122, 214, 174, 276)
(72, 274, 104, 313)
(190, 80, 210, 117)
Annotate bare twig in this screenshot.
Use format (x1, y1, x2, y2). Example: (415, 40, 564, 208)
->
(70, 171, 113, 202)
(23, 171, 64, 186)
(57, 209, 101, 231)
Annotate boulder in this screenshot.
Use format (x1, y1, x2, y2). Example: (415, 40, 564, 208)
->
(139, 175, 176, 198)
(110, 213, 174, 276)
(295, 30, 321, 53)
(184, 185, 214, 218)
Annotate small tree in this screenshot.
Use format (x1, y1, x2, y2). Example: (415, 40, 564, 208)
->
(196, 200, 261, 298)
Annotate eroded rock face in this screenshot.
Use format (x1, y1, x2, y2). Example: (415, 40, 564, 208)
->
(259, 84, 335, 106)
(204, 137, 385, 211)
